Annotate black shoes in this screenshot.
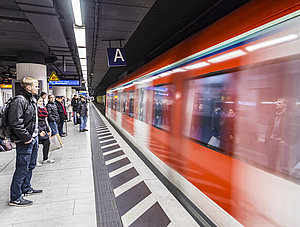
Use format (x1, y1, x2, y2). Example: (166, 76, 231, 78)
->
(23, 188, 43, 196)
(80, 129, 88, 132)
(9, 188, 42, 206)
(83, 129, 88, 131)
(9, 196, 33, 207)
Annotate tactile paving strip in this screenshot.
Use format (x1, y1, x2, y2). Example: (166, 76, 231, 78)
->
(90, 105, 171, 227)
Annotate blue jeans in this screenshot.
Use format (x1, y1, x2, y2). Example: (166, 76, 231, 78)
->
(73, 111, 78, 124)
(58, 121, 65, 135)
(80, 116, 87, 130)
(49, 121, 58, 136)
(10, 137, 38, 201)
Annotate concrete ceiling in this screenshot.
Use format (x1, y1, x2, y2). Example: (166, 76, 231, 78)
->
(87, 0, 250, 95)
(85, 0, 156, 91)
(0, 0, 250, 92)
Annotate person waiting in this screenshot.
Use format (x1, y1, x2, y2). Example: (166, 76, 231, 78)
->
(55, 96, 67, 137)
(46, 95, 59, 136)
(78, 96, 88, 132)
(66, 98, 72, 122)
(71, 94, 79, 124)
(36, 97, 54, 166)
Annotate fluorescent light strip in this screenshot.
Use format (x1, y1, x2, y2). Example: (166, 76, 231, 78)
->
(81, 65, 87, 71)
(245, 34, 298, 51)
(207, 50, 246, 63)
(71, 0, 83, 26)
(183, 62, 210, 70)
(171, 68, 187, 73)
(74, 26, 86, 47)
(80, 59, 87, 66)
(78, 47, 86, 59)
(261, 102, 276, 104)
(158, 72, 171, 78)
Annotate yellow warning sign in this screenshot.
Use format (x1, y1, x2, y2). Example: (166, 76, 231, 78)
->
(49, 71, 60, 81)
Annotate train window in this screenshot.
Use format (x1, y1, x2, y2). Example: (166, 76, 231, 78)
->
(153, 84, 174, 130)
(184, 74, 236, 152)
(129, 91, 134, 117)
(122, 92, 127, 114)
(118, 92, 121, 112)
(184, 58, 300, 179)
(114, 95, 117, 110)
(138, 88, 145, 121)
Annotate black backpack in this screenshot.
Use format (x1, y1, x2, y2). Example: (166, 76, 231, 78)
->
(0, 95, 26, 139)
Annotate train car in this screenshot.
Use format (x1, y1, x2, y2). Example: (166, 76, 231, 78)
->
(106, 0, 300, 226)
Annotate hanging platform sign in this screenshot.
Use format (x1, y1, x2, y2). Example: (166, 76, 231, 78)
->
(49, 80, 80, 86)
(107, 48, 126, 67)
(0, 84, 12, 88)
(49, 71, 60, 81)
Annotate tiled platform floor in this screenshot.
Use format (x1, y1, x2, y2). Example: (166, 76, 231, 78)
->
(0, 103, 201, 227)
(0, 119, 96, 227)
(91, 104, 199, 227)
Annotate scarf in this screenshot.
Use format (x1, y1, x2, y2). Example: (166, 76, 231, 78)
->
(38, 106, 48, 119)
(60, 101, 67, 117)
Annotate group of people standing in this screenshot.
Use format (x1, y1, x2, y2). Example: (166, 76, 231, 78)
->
(7, 76, 89, 207)
(71, 94, 89, 132)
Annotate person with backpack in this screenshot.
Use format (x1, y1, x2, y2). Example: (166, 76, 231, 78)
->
(7, 77, 42, 207)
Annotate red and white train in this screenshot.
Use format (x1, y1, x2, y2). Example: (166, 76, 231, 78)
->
(106, 0, 300, 226)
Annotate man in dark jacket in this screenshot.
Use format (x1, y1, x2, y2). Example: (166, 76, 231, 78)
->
(55, 96, 67, 137)
(265, 98, 294, 173)
(8, 77, 42, 207)
(78, 96, 88, 132)
(71, 94, 79, 125)
(46, 95, 59, 136)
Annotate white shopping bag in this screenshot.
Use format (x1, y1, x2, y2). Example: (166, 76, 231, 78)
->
(49, 134, 64, 151)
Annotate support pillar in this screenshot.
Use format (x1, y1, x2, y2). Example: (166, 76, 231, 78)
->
(72, 89, 77, 98)
(16, 52, 47, 96)
(66, 87, 72, 100)
(53, 86, 67, 97)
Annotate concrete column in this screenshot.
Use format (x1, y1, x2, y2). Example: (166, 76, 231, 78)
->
(66, 87, 72, 100)
(16, 52, 47, 95)
(52, 86, 67, 97)
(72, 89, 77, 97)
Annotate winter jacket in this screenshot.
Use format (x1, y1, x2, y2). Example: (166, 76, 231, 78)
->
(38, 106, 50, 141)
(46, 101, 59, 123)
(7, 87, 37, 143)
(55, 100, 67, 121)
(78, 101, 88, 117)
(71, 97, 79, 112)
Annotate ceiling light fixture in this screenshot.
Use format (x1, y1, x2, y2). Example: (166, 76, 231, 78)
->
(74, 26, 86, 47)
(71, 0, 83, 26)
(78, 47, 86, 59)
(80, 58, 87, 66)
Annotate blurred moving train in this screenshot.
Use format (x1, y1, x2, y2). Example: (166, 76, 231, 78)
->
(105, 0, 300, 226)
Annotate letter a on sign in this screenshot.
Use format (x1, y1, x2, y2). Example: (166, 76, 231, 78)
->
(107, 48, 126, 67)
(114, 49, 124, 62)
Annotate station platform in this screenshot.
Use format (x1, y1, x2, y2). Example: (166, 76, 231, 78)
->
(0, 103, 200, 227)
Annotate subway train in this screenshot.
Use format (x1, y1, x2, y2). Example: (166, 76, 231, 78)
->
(105, 0, 300, 226)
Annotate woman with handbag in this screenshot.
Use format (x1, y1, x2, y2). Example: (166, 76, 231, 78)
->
(37, 97, 54, 166)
